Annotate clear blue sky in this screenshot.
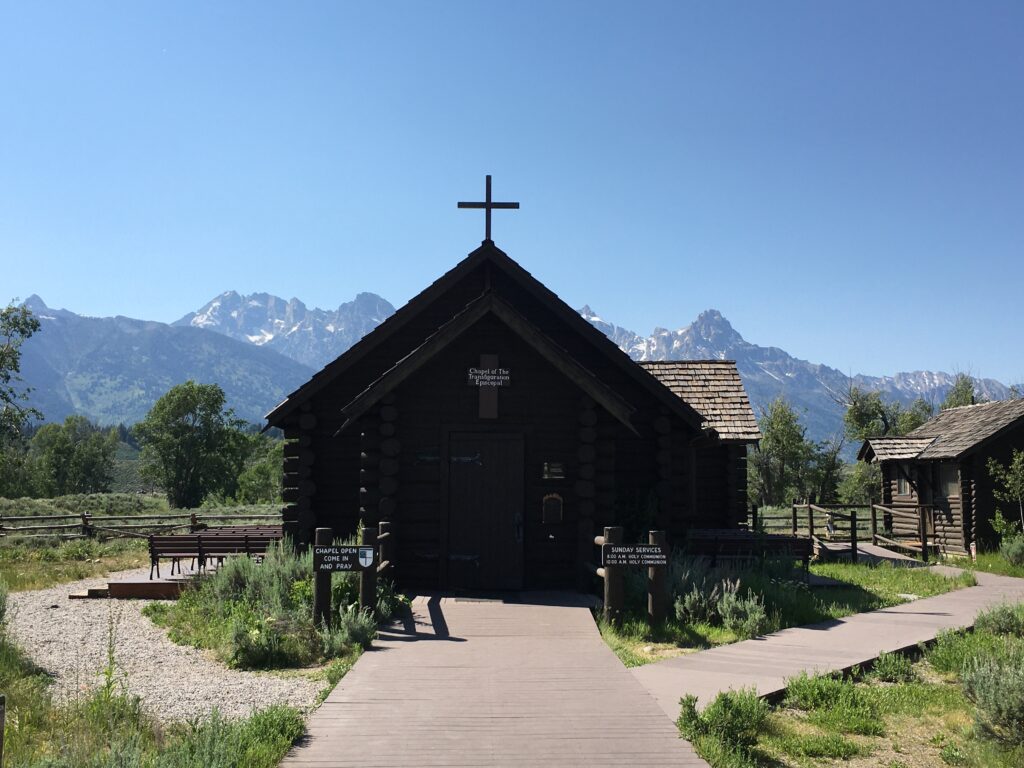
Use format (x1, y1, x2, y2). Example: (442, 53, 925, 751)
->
(2, 2, 1022, 384)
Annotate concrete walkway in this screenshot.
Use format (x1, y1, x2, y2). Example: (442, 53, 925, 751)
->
(282, 593, 707, 767)
(632, 569, 1024, 719)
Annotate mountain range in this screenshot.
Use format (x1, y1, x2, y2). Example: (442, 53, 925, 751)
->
(17, 293, 1011, 445)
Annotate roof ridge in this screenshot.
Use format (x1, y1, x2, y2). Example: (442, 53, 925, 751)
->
(639, 359, 738, 365)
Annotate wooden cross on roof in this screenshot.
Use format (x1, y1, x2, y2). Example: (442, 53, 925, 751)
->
(458, 175, 519, 242)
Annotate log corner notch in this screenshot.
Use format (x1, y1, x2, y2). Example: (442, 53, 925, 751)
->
(283, 425, 316, 548)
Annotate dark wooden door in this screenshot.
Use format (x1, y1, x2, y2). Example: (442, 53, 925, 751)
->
(447, 432, 524, 591)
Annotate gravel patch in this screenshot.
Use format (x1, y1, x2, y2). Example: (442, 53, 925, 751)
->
(7, 567, 324, 723)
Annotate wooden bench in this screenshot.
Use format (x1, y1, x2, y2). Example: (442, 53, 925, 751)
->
(685, 529, 813, 579)
(148, 529, 283, 579)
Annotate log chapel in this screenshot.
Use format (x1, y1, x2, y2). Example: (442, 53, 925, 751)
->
(265, 184, 760, 591)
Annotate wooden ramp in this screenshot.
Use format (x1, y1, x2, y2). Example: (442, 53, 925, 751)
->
(632, 569, 1024, 718)
(282, 593, 706, 767)
(816, 540, 924, 566)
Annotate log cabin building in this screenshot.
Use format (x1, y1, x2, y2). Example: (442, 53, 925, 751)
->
(265, 239, 760, 591)
(858, 398, 1024, 555)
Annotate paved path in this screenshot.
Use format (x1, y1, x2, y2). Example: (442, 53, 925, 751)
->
(282, 593, 706, 767)
(632, 569, 1024, 719)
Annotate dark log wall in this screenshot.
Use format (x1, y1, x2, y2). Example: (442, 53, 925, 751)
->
(276, 256, 761, 585)
(387, 315, 632, 589)
(882, 460, 967, 555)
(972, 423, 1024, 548)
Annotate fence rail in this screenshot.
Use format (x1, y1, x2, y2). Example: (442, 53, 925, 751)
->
(0, 510, 284, 541)
(750, 502, 938, 564)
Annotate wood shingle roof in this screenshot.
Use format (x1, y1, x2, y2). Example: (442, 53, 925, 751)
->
(910, 399, 1024, 459)
(640, 360, 761, 443)
(858, 436, 937, 462)
(859, 398, 1024, 462)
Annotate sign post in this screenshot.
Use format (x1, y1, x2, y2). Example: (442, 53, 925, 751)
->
(599, 530, 670, 626)
(312, 528, 332, 627)
(311, 529, 379, 627)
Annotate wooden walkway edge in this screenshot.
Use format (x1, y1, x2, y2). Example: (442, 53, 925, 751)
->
(282, 593, 707, 767)
(631, 568, 1024, 719)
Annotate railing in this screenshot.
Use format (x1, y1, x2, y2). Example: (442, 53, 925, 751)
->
(776, 504, 872, 564)
(0, 510, 282, 540)
(870, 504, 932, 562)
(584, 526, 667, 627)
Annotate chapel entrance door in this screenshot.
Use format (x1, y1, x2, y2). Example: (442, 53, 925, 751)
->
(447, 432, 524, 591)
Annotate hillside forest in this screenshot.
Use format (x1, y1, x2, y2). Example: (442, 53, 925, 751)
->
(2, 301, 1020, 516)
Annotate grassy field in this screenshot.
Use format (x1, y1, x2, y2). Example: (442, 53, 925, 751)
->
(0, 538, 149, 591)
(679, 603, 1024, 767)
(601, 561, 976, 667)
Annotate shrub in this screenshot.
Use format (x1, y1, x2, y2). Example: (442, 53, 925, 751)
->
(961, 650, 1024, 745)
(678, 688, 768, 750)
(1000, 535, 1024, 567)
(717, 590, 770, 639)
(150, 539, 395, 669)
(975, 603, 1024, 637)
(872, 650, 917, 683)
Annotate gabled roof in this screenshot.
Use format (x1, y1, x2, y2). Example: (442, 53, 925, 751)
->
(911, 399, 1024, 459)
(337, 292, 638, 434)
(857, 436, 937, 463)
(639, 360, 761, 443)
(266, 240, 703, 431)
(858, 398, 1024, 462)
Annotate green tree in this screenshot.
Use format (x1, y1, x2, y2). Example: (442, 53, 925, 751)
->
(838, 461, 882, 505)
(29, 415, 118, 495)
(0, 301, 42, 497)
(941, 373, 978, 410)
(1, 301, 41, 439)
(234, 438, 284, 504)
(134, 382, 249, 508)
(841, 386, 933, 442)
(988, 449, 1024, 532)
(748, 397, 815, 507)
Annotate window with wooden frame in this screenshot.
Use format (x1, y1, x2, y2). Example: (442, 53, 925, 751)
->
(938, 463, 960, 499)
(896, 463, 912, 496)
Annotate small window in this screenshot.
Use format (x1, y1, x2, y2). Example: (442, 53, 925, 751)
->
(542, 462, 566, 480)
(939, 463, 960, 498)
(896, 464, 912, 496)
(542, 493, 563, 524)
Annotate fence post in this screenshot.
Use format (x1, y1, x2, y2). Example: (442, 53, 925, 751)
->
(870, 505, 878, 546)
(750, 505, 758, 532)
(807, 504, 815, 542)
(647, 530, 667, 625)
(359, 526, 378, 618)
(312, 527, 332, 628)
(378, 520, 392, 576)
(919, 507, 929, 563)
(189, 512, 198, 533)
(603, 526, 624, 627)
(791, 503, 798, 536)
(850, 511, 858, 564)
(81, 512, 93, 538)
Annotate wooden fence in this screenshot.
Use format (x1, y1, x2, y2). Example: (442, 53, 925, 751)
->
(0, 510, 283, 541)
(751, 502, 935, 564)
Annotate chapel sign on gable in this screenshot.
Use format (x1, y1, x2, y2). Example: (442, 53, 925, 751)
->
(467, 366, 511, 387)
